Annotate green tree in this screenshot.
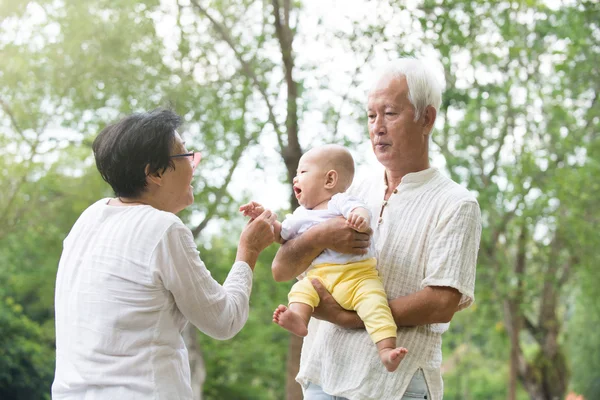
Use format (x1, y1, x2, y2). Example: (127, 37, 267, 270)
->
(0, 297, 54, 400)
(197, 220, 290, 400)
(2, 0, 599, 399)
(412, 0, 600, 398)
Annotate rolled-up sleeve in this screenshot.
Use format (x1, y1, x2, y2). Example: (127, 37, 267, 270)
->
(422, 199, 482, 310)
(151, 222, 253, 340)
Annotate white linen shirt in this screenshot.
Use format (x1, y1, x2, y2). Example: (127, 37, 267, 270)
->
(297, 167, 482, 400)
(281, 193, 376, 266)
(52, 199, 253, 400)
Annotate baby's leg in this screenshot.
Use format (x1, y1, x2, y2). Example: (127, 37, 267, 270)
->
(273, 303, 312, 337)
(376, 337, 408, 372)
(350, 275, 408, 372)
(278, 277, 322, 337)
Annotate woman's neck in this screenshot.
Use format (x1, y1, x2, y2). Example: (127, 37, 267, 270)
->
(117, 196, 148, 205)
(114, 194, 162, 209)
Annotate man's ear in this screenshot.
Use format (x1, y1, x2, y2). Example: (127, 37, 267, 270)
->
(324, 170, 338, 189)
(145, 164, 163, 187)
(422, 105, 437, 136)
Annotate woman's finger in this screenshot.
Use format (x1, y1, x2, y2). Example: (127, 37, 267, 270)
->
(266, 211, 277, 224)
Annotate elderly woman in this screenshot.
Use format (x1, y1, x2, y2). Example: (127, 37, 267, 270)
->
(52, 108, 276, 399)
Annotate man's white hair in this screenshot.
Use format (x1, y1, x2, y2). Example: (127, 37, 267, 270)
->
(371, 58, 443, 121)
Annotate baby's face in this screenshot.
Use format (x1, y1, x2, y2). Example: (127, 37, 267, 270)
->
(293, 152, 329, 209)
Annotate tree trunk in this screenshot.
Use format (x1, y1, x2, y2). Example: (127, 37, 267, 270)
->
(183, 324, 206, 400)
(285, 334, 304, 400)
(507, 225, 526, 400)
(271, 1, 303, 398)
(507, 231, 569, 400)
(506, 300, 519, 400)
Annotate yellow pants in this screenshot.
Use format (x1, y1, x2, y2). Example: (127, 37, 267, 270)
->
(288, 258, 397, 344)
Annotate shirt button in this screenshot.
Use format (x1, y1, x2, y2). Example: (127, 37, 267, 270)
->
(378, 217, 383, 225)
(393, 189, 398, 194)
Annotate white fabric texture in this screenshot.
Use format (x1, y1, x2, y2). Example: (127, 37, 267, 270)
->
(281, 192, 375, 266)
(297, 167, 482, 400)
(53, 199, 253, 400)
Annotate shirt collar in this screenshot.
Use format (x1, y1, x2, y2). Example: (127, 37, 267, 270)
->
(383, 167, 438, 187)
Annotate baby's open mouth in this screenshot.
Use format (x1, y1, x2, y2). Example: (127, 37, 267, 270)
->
(293, 186, 301, 196)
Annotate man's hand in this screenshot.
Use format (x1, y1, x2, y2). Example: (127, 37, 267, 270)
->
(239, 201, 265, 220)
(321, 217, 371, 255)
(271, 216, 371, 282)
(311, 279, 364, 329)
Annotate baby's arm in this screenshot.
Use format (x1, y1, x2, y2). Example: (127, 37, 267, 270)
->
(239, 201, 285, 244)
(346, 207, 371, 233)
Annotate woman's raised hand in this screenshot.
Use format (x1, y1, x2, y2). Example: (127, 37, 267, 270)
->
(236, 209, 277, 269)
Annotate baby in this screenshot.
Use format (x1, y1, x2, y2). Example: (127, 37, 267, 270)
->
(240, 144, 407, 372)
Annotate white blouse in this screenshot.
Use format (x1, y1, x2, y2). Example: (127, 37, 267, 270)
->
(52, 199, 253, 399)
(297, 167, 482, 400)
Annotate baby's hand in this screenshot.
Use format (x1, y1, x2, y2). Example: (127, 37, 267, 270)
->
(239, 201, 266, 220)
(346, 213, 370, 233)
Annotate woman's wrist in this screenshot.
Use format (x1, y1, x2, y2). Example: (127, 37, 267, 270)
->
(236, 246, 259, 270)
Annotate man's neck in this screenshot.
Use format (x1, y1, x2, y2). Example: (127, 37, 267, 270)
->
(384, 160, 430, 192)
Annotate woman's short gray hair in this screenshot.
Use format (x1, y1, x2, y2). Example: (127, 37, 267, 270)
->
(371, 58, 443, 121)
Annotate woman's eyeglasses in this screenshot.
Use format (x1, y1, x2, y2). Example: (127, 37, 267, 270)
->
(170, 151, 202, 169)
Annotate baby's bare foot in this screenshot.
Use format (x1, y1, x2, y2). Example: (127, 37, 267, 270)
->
(380, 347, 408, 372)
(272, 304, 308, 337)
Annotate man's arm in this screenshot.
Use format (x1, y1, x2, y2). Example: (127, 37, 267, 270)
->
(272, 217, 371, 282)
(388, 286, 461, 326)
(311, 280, 461, 328)
(313, 199, 481, 328)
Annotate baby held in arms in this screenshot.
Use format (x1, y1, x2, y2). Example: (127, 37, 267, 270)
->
(240, 144, 407, 372)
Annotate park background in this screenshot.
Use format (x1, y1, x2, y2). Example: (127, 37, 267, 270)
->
(1, 0, 598, 399)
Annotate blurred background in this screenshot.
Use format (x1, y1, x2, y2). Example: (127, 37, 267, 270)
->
(1, 0, 599, 399)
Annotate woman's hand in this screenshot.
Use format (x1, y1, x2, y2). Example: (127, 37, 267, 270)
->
(236, 209, 277, 269)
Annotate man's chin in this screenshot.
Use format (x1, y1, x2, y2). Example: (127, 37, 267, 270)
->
(374, 150, 391, 162)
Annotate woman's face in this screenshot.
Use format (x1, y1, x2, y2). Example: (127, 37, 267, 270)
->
(161, 132, 196, 213)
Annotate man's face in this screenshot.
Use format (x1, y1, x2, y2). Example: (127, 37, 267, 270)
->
(367, 75, 428, 169)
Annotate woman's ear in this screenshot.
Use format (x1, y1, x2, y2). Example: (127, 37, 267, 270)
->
(145, 164, 163, 187)
(324, 170, 338, 189)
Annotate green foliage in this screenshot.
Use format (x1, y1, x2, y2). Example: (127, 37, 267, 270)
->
(411, 0, 600, 396)
(567, 288, 600, 399)
(0, 144, 108, 398)
(1, 0, 599, 398)
(196, 219, 290, 400)
(0, 297, 54, 400)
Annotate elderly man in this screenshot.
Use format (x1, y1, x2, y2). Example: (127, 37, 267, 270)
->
(272, 58, 482, 400)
